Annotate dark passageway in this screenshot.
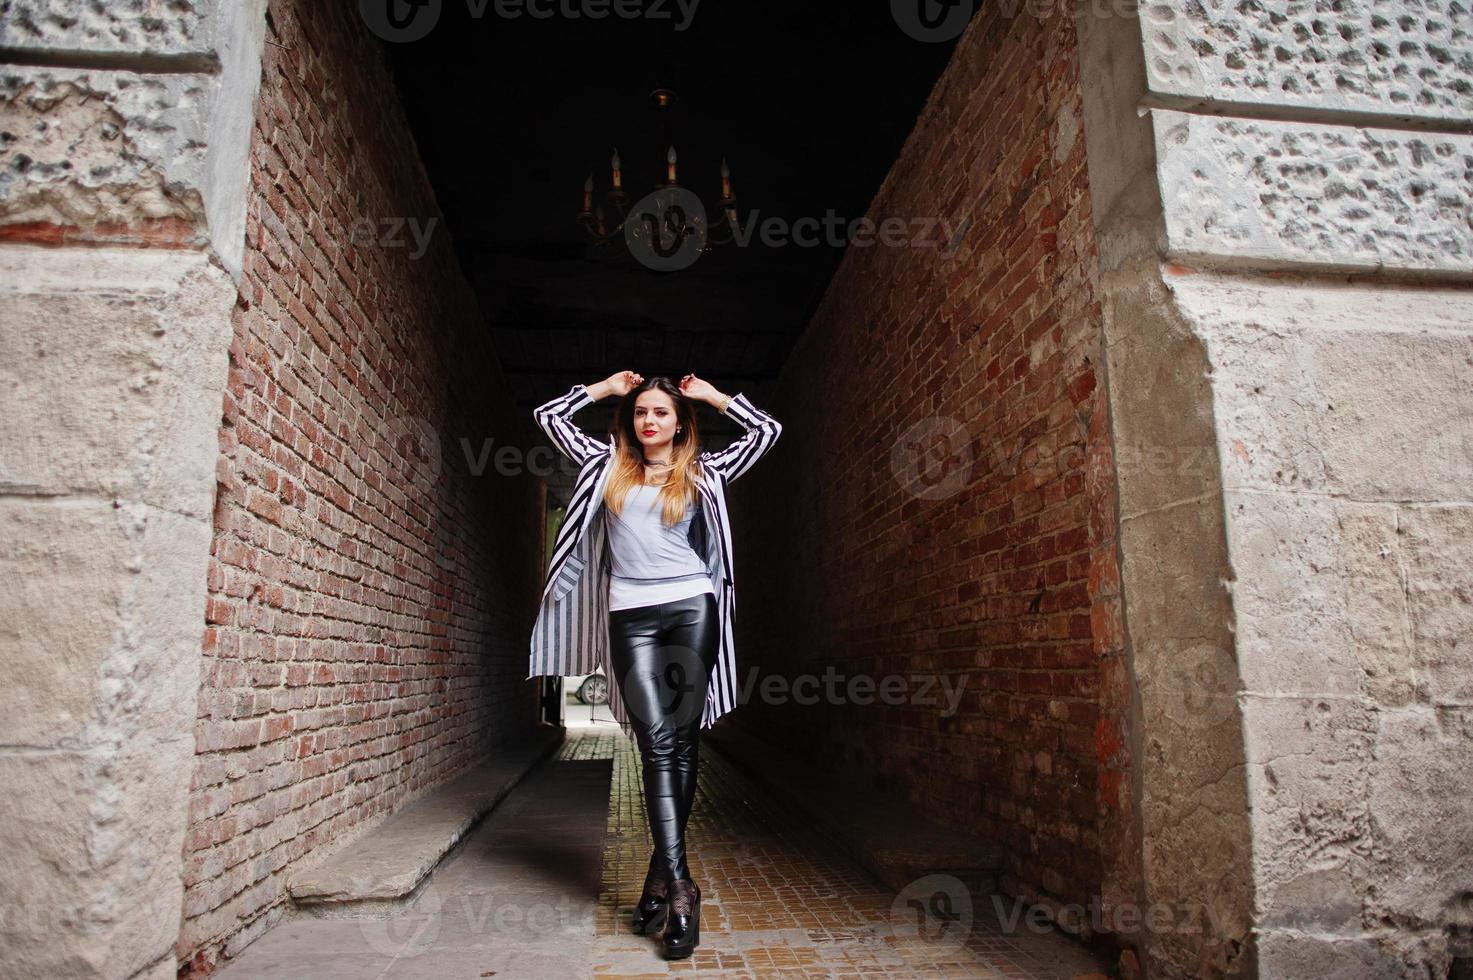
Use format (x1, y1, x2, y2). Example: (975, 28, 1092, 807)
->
(379, 3, 1139, 970)
(380, 0, 961, 510)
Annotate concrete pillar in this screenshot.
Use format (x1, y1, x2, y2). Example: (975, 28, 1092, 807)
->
(0, 4, 267, 978)
(1075, 0, 1473, 976)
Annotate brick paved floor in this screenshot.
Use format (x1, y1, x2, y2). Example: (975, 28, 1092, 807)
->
(590, 728, 1113, 979)
(214, 727, 1113, 978)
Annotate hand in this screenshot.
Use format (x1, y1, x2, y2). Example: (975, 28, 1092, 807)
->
(605, 370, 643, 398)
(678, 373, 720, 404)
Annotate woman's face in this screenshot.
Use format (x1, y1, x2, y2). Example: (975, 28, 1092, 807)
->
(633, 389, 679, 458)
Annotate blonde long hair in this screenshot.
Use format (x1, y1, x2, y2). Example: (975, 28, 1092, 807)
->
(603, 376, 704, 527)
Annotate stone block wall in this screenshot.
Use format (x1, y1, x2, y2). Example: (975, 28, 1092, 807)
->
(1, 3, 268, 978)
(0, 248, 239, 980)
(1078, 0, 1473, 975)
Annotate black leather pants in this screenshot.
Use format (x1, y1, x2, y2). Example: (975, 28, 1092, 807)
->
(608, 591, 719, 884)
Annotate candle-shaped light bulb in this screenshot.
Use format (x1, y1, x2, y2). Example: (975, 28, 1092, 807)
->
(583, 174, 593, 213)
(720, 156, 732, 199)
(667, 145, 677, 184)
(595, 204, 606, 236)
(611, 148, 622, 189)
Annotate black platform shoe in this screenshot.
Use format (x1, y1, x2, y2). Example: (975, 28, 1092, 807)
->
(662, 878, 700, 959)
(631, 873, 669, 935)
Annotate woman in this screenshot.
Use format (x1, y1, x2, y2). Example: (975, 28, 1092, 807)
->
(528, 370, 782, 959)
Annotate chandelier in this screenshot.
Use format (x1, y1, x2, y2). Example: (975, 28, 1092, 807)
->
(577, 87, 744, 267)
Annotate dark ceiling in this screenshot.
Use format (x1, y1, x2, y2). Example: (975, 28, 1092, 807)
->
(381, 0, 963, 504)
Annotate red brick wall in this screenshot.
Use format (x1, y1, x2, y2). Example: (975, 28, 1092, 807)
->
(725, 9, 1133, 929)
(178, 3, 542, 971)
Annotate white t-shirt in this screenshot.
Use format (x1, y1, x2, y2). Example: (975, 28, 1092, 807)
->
(606, 483, 714, 612)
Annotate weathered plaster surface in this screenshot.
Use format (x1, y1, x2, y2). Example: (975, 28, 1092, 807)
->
(1094, 260, 1255, 979)
(0, 70, 210, 237)
(0, 0, 266, 278)
(1155, 110, 1473, 274)
(1142, 0, 1473, 123)
(0, 0, 215, 55)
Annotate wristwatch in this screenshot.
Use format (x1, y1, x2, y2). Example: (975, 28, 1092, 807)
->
(718, 394, 733, 413)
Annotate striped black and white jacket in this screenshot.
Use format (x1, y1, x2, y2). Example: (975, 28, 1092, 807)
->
(526, 383, 782, 735)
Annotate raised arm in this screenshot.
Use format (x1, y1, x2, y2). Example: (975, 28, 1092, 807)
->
(532, 383, 609, 468)
(702, 392, 782, 483)
(534, 371, 643, 466)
